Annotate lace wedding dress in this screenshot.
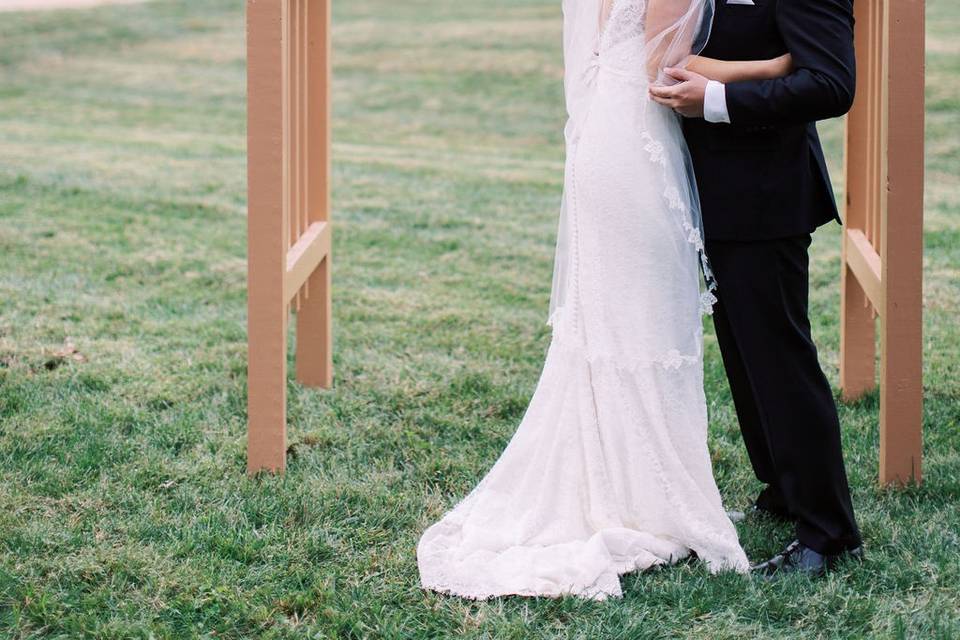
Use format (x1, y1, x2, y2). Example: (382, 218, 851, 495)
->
(417, 0, 749, 600)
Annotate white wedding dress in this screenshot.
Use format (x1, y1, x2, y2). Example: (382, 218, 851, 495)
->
(417, 0, 749, 600)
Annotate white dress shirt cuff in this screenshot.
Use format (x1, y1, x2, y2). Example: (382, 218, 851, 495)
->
(704, 80, 731, 124)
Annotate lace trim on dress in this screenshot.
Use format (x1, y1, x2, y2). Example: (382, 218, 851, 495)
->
(547, 304, 705, 371)
(640, 130, 718, 317)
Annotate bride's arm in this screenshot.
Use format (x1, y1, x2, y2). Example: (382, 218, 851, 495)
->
(599, 0, 614, 31)
(684, 54, 794, 83)
(644, 0, 695, 79)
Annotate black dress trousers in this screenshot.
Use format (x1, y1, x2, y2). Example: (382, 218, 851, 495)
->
(706, 234, 861, 555)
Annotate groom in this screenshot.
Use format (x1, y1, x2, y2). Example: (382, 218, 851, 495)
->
(650, 0, 863, 576)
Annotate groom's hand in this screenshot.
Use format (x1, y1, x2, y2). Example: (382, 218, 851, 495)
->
(649, 68, 708, 118)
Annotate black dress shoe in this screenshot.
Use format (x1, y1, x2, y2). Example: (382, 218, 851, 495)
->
(751, 540, 863, 578)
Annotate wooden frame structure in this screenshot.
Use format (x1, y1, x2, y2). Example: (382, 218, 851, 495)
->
(247, 0, 333, 474)
(243, 0, 926, 480)
(841, 0, 925, 485)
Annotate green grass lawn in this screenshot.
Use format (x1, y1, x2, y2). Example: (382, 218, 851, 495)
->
(1, 0, 958, 637)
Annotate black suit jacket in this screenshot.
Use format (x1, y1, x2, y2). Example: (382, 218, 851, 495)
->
(683, 0, 856, 241)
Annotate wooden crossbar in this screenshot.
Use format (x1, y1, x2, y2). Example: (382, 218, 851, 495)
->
(844, 229, 883, 309)
(285, 221, 331, 301)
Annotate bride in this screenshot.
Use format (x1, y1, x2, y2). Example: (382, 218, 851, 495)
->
(417, 0, 793, 600)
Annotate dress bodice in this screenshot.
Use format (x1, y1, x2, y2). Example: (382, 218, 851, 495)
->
(598, 0, 648, 74)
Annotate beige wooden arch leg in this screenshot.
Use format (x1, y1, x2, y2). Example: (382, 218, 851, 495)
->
(879, 0, 924, 486)
(247, 0, 289, 474)
(296, 0, 333, 389)
(841, 0, 924, 487)
(247, 0, 333, 475)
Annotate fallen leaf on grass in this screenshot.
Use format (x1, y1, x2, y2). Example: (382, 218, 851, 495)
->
(44, 340, 88, 370)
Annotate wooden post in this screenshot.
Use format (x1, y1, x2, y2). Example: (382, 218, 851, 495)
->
(247, 0, 333, 475)
(840, 0, 878, 401)
(878, 0, 924, 485)
(296, 0, 333, 388)
(247, 0, 288, 474)
(841, 0, 924, 486)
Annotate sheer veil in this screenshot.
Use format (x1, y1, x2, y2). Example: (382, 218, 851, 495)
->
(416, 2, 752, 598)
(643, 0, 714, 86)
(549, 0, 716, 325)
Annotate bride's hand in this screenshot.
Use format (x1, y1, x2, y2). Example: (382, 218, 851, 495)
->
(649, 67, 709, 118)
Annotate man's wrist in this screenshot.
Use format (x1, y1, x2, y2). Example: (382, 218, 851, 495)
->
(704, 80, 731, 124)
